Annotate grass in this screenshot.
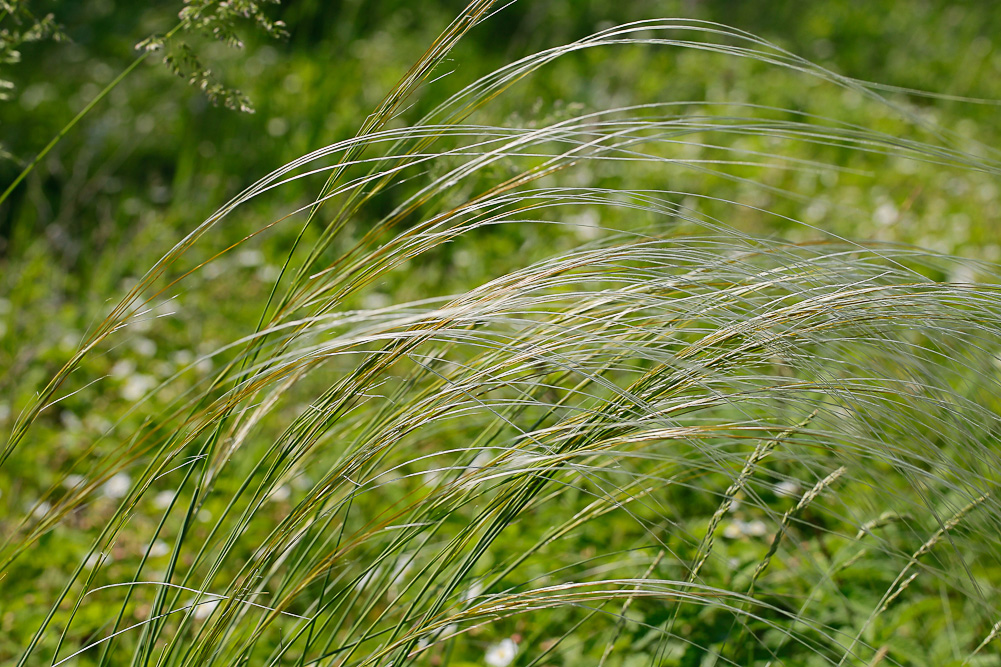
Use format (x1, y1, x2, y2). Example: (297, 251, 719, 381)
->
(3, 3, 1001, 666)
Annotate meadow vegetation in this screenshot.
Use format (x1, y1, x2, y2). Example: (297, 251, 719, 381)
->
(2, 1, 1001, 665)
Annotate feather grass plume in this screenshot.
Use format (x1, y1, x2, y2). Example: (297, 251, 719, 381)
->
(4, 2, 1001, 666)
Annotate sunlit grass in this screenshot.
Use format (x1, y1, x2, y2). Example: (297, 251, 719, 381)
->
(3, 3, 1001, 666)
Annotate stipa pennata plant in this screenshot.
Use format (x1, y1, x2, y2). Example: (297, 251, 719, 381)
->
(3, 2, 1001, 666)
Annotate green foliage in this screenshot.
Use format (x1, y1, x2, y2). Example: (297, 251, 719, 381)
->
(0, 1, 64, 99)
(3, 2, 1001, 667)
(0, 0, 64, 162)
(138, 0, 288, 113)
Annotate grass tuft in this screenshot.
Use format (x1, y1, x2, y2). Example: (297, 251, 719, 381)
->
(4, 2, 1001, 666)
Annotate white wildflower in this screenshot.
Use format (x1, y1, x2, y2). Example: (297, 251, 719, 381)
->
(255, 264, 280, 283)
(268, 484, 291, 502)
(86, 552, 111, 569)
(485, 638, 518, 667)
(132, 337, 157, 357)
(723, 522, 742, 539)
(149, 540, 170, 557)
(422, 467, 445, 486)
(193, 597, 221, 620)
(469, 449, 495, 470)
(110, 359, 136, 378)
(874, 201, 898, 226)
(153, 490, 176, 509)
(458, 449, 497, 490)
(570, 209, 602, 240)
(197, 508, 212, 522)
(950, 264, 976, 285)
(235, 249, 264, 267)
(121, 373, 156, 401)
(203, 261, 225, 279)
(103, 472, 131, 499)
(418, 623, 459, 650)
(355, 566, 383, 591)
(362, 291, 391, 309)
(723, 519, 769, 539)
(775, 480, 800, 498)
(391, 553, 413, 588)
(84, 414, 113, 434)
(60, 410, 83, 430)
(171, 349, 194, 366)
(462, 580, 484, 605)
(63, 474, 86, 489)
(506, 451, 540, 472)
(31, 500, 52, 519)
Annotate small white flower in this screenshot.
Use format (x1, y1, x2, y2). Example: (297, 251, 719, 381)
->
(469, 449, 495, 471)
(60, 410, 83, 430)
(132, 337, 157, 357)
(723, 519, 769, 539)
(391, 553, 413, 588)
(485, 638, 518, 667)
(235, 249, 264, 267)
(362, 292, 391, 309)
(775, 480, 800, 498)
(193, 597, 220, 620)
(723, 522, 743, 539)
(355, 566, 383, 591)
(110, 359, 136, 378)
(149, 540, 170, 557)
(153, 490, 176, 509)
(84, 414, 113, 434)
(727, 499, 742, 514)
(63, 474, 86, 489)
(950, 264, 976, 285)
(256, 264, 280, 283)
(86, 552, 111, 569)
(197, 508, 212, 523)
(171, 350, 194, 366)
(462, 580, 484, 604)
(267, 485, 291, 502)
(418, 623, 459, 650)
(457, 449, 498, 490)
(874, 201, 898, 226)
(506, 451, 540, 472)
(31, 500, 52, 519)
(121, 373, 156, 401)
(103, 472, 131, 499)
(569, 209, 602, 241)
(422, 467, 445, 486)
